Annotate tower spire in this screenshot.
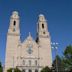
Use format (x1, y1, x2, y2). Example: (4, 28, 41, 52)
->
(29, 32, 31, 36)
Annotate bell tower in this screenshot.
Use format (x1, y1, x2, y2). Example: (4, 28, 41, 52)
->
(37, 14, 49, 38)
(37, 14, 52, 68)
(8, 11, 20, 35)
(5, 11, 20, 72)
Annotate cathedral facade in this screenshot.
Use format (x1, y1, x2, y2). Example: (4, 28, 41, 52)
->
(4, 11, 52, 72)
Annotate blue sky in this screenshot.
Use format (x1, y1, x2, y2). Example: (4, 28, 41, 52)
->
(0, 0, 72, 65)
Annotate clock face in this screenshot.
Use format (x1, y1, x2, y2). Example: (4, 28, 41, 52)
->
(13, 28, 15, 32)
(27, 44, 33, 54)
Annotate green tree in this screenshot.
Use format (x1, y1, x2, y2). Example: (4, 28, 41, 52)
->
(7, 68, 12, 72)
(14, 68, 21, 72)
(63, 45, 72, 72)
(0, 62, 3, 72)
(52, 55, 65, 72)
(41, 66, 52, 72)
(7, 68, 21, 72)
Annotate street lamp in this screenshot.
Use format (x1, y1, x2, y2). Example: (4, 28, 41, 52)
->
(51, 42, 59, 72)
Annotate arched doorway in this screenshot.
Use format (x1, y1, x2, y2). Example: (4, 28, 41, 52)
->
(35, 69, 38, 72)
(29, 69, 32, 72)
(22, 69, 25, 72)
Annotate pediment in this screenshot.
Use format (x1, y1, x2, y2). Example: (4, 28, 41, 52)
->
(22, 33, 38, 49)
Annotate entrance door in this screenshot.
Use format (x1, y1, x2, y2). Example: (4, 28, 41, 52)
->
(22, 69, 25, 72)
(29, 69, 32, 72)
(35, 69, 38, 72)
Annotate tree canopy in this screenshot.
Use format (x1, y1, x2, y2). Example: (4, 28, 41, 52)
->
(0, 61, 3, 72)
(41, 66, 52, 72)
(62, 45, 72, 71)
(7, 68, 21, 72)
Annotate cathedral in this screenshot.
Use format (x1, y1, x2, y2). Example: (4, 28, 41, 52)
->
(4, 11, 52, 72)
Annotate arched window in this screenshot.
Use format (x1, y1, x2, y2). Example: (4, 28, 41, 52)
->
(42, 24, 44, 28)
(29, 60, 31, 66)
(23, 60, 25, 65)
(35, 60, 37, 66)
(35, 69, 38, 72)
(13, 21, 16, 32)
(13, 21, 16, 26)
(29, 69, 32, 72)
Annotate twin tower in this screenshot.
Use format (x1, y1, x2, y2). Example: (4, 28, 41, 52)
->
(5, 11, 52, 72)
